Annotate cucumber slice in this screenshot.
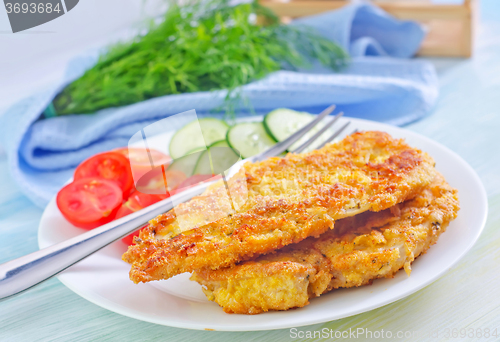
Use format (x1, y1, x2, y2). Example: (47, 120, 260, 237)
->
(264, 108, 311, 142)
(193, 140, 240, 175)
(227, 122, 276, 159)
(169, 118, 229, 159)
(264, 108, 330, 152)
(166, 150, 204, 177)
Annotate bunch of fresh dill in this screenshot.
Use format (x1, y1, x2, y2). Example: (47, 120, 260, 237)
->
(53, 1, 348, 115)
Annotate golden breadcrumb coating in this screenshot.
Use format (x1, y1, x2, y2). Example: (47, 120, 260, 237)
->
(123, 131, 437, 283)
(191, 174, 459, 314)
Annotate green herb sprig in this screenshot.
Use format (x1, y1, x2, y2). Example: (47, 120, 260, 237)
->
(53, 1, 348, 115)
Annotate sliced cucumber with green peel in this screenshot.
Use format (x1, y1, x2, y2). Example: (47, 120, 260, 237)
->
(166, 150, 204, 177)
(264, 109, 312, 142)
(264, 108, 330, 152)
(169, 118, 229, 159)
(194, 140, 240, 175)
(227, 122, 276, 159)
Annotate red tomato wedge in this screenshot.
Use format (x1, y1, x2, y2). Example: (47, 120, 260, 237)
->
(114, 199, 139, 219)
(114, 147, 171, 183)
(132, 192, 169, 207)
(135, 167, 186, 195)
(121, 229, 141, 246)
(121, 224, 149, 246)
(169, 174, 222, 195)
(57, 178, 123, 229)
(115, 191, 168, 245)
(174, 174, 218, 191)
(115, 191, 168, 219)
(117, 175, 218, 244)
(74, 152, 134, 198)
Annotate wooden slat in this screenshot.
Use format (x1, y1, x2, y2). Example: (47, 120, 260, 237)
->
(261, 1, 468, 20)
(260, 0, 475, 57)
(417, 20, 466, 57)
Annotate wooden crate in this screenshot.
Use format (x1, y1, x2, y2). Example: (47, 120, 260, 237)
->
(260, 0, 476, 57)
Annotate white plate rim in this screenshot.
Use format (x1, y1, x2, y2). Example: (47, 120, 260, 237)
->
(38, 116, 488, 331)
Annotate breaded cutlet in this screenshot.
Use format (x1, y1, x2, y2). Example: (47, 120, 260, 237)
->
(123, 131, 437, 283)
(191, 173, 459, 314)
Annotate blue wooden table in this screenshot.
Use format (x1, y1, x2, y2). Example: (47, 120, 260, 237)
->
(1, 2, 500, 341)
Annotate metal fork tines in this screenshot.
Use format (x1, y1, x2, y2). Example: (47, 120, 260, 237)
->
(252, 104, 335, 162)
(292, 112, 346, 153)
(315, 121, 351, 150)
(252, 105, 350, 162)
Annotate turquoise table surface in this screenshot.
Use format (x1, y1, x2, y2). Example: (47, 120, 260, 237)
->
(1, 2, 500, 342)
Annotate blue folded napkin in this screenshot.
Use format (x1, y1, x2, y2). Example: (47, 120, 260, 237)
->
(0, 3, 438, 208)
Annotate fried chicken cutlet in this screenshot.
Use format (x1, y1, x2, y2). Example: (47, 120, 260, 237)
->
(123, 131, 437, 283)
(191, 174, 459, 314)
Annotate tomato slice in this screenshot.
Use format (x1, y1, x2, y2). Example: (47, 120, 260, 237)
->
(57, 178, 123, 229)
(114, 199, 139, 219)
(175, 174, 217, 190)
(74, 152, 134, 198)
(121, 224, 149, 246)
(115, 191, 168, 245)
(169, 174, 222, 195)
(114, 147, 171, 183)
(118, 175, 217, 244)
(114, 147, 171, 165)
(132, 191, 169, 207)
(121, 229, 140, 246)
(135, 167, 186, 195)
(116, 191, 168, 219)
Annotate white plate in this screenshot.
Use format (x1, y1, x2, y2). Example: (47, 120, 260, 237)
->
(38, 117, 488, 331)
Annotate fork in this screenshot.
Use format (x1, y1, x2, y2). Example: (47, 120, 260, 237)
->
(0, 105, 350, 300)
